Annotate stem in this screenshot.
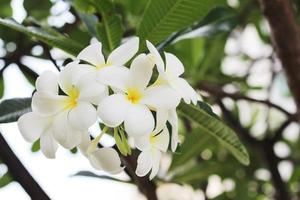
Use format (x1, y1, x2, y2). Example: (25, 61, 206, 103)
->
(0, 133, 50, 199)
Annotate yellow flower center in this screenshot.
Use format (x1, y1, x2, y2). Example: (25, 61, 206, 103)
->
(150, 134, 157, 144)
(126, 88, 142, 104)
(96, 62, 111, 70)
(64, 87, 79, 109)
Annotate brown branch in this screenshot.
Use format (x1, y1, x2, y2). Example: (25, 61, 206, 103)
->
(216, 99, 260, 146)
(0, 133, 50, 199)
(262, 139, 290, 200)
(199, 82, 298, 121)
(258, 0, 300, 120)
(91, 136, 158, 200)
(120, 154, 158, 200)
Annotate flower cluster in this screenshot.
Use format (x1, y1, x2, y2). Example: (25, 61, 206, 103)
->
(17, 37, 198, 179)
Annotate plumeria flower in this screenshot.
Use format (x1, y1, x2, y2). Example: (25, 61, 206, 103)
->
(155, 109, 179, 152)
(135, 126, 169, 180)
(78, 132, 124, 174)
(77, 37, 139, 72)
(97, 53, 180, 137)
(18, 71, 60, 158)
(32, 62, 106, 148)
(146, 41, 198, 105)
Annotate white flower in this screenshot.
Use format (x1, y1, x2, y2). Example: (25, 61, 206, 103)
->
(18, 71, 60, 158)
(78, 133, 124, 174)
(146, 41, 198, 105)
(155, 109, 179, 152)
(135, 127, 169, 180)
(77, 37, 139, 71)
(32, 62, 106, 148)
(97, 53, 180, 137)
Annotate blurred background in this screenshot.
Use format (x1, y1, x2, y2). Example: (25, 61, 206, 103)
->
(0, 0, 300, 199)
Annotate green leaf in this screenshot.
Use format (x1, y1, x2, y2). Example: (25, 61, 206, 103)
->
(0, 0, 12, 18)
(18, 64, 38, 86)
(31, 139, 40, 152)
(0, 172, 12, 188)
(24, 0, 52, 19)
(170, 128, 212, 170)
(137, 0, 225, 47)
(73, 171, 131, 184)
(0, 75, 4, 98)
(0, 98, 31, 123)
(93, 0, 123, 53)
(177, 103, 250, 165)
(0, 18, 84, 56)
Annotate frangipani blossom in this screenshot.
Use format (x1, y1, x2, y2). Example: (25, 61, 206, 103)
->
(97, 53, 180, 137)
(155, 109, 179, 152)
(18, 71, 60, 158)
(77, 37, 139, 71)
(79, 133, 124, 174)
(135, 127, 169, 180)
(32, 62, 106, 148)
(146, 41, 198, 105)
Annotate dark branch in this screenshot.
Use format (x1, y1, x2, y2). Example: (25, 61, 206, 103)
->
(0, 133, 50, 199)
(258, 0, 300, 120)
(199, 82, 298, 121)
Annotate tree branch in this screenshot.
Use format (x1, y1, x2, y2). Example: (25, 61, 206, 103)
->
(0, 133, 50, 199)
(199, 82, 298, 121)
(258, 0, 300, 120)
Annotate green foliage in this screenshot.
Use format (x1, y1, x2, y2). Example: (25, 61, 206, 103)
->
(114, 128, 131, 156)
(0, 172, 12, 188)
(0, 18, 84, 56)
(0, 98, 31, 123)
(138, 0, 225, 47)
(0, 76, 4, 99)
(0, 0, 12, 18)
(177, 103, 250, 165)
(93, 0, 123, 53)
(31, 139, 40, 152)
(24, 0, 52, 20)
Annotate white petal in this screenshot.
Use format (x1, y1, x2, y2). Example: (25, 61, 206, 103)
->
(134, 135, 151, 151)
(59, 61, 93, 95)
(149, 149, 162, 180)
(78, 133, 91, 156)
(171, 78, 198, 105)
(129, 53, 154, 91)
(77, 41, 105, 67)
(89, 147, 123, 174)
(146, 40, 164, 73)
(153, 109, 168, 134)
(97, 94, 129, 127)
(52, 111, 83, 149)
(168, 109, 179, 152)
(68, 101, 97, 131)
(142, 85, 180, 110)
(107, 37, 139, 66)
(32, 92, 66, 116)
(136, 150, 152, 177)
(97, 66, 130, 92)
(17, 112, 49, 142)
(153, 127, 169, 152)
(36, 71, 58, 94)
(40, 128, 58, 159)
(165, 52, 184, 78)
(77, 74, 108, 105)
(124, 104, 154, 137)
